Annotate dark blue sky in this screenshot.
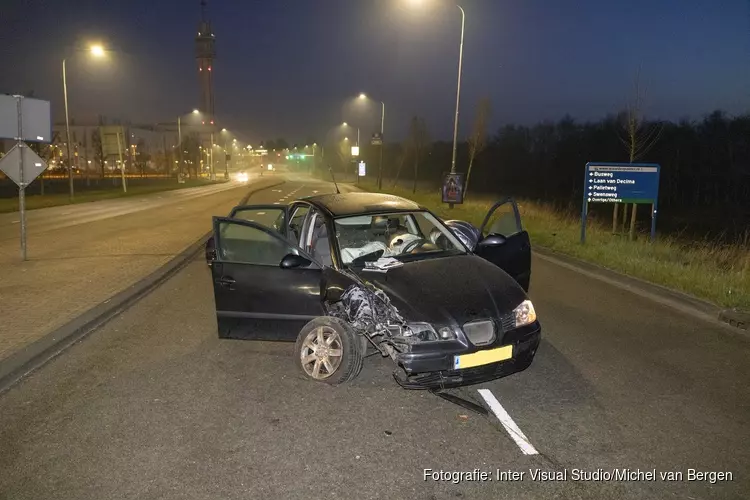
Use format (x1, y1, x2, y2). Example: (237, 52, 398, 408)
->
(1, 0, 748, 144)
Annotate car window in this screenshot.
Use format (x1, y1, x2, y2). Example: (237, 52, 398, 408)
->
(333, 211, 466, 265)
(483, 202, 521, 237)
(305, 210, 333, 267)
(217, 221, 299, 266)
(288, 205, 309, 245)
(230, 207, 286, 235)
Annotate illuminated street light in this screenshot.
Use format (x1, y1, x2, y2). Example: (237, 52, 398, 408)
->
(192, 109, 199, 114)
(407, 1, 466, 177)
(63, 42, 109, 200)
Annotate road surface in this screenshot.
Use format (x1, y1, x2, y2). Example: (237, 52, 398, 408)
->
(0, 180, 747, 500)
(0, 175, 280, 361)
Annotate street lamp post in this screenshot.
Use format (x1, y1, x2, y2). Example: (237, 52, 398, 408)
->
(62, 44, 107, 200)
(357, 93, 385, 189)
(62, 58, 73, 201)
(450, 5, 466, 176)
(177, 116, 183, 179)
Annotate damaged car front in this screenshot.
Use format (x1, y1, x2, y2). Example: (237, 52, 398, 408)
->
(323, 210, 541, 389)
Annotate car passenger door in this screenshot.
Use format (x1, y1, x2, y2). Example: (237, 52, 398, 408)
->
(206, 205, 288, 265)
(211, 217, 324, 341)
(474, 198, 532, 292)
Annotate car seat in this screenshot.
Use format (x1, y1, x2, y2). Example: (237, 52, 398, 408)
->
(311, 224, 333, 267)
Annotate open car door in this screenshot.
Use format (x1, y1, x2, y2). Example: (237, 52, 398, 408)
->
(211, 217, 323, 341)
(474, 198, 531, 292)
(206, 205, 288, 265)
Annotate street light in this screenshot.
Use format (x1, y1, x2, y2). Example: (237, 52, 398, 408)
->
(178, 109, 202, 181)
(63, 43, 107, 200)
(407, 1, 466, 177)
(357, 92, 386, 189)
(341, 122, 360, 147)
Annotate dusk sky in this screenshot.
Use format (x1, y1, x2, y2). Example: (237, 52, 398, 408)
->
(1, 0, 748, 144)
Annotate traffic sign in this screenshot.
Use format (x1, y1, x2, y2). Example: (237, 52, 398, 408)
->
(0, 95, 51, 142)
(0, 143, 48, 187)
(371, 133, 382, 146)
(581, 162, 661, 243)
(358, 161, 366, 176)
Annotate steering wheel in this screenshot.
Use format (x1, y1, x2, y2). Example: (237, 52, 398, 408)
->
(401, 238, 431, 254)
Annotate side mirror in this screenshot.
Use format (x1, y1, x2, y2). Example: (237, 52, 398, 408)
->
(476, 234, 507, 249)
(280, 253, 312, 269)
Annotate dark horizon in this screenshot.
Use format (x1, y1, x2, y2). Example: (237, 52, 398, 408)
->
(1, 0, 748, 144)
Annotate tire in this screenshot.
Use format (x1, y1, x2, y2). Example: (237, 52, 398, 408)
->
(295, 316, 364, 385)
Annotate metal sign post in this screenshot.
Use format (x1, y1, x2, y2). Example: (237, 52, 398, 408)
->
(580, 162, 661, 243)
(0, 95, 51, 261)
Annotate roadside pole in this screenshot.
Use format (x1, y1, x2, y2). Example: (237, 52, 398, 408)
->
(17, 98, 26, 260)
(116, 129, 127, 193)
(0, 95, 52, 261)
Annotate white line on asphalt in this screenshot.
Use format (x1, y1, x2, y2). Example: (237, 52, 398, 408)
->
(257, 212, 265, 215)
(11, 220, 19, 224)
(273, 202, 280, 204)
(477, 389, 538, 455)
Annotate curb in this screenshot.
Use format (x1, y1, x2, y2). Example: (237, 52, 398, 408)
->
(0, 178, 285, 394)
(532, 246, 747, 335)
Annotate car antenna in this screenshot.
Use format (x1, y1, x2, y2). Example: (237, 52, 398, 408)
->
(328, 166, 340, 194)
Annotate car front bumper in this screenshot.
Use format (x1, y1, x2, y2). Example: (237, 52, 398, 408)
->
(392, 322, 541, 389)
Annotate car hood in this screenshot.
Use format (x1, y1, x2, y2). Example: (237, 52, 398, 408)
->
(350, 254, 527, 326)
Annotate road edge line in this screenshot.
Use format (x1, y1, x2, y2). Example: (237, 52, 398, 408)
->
(0, 178, 285, 394)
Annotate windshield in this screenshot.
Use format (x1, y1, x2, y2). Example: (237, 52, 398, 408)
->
(333, 211, 467, 266)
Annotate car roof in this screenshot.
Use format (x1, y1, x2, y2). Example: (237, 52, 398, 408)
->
(301, 192, 423, 217)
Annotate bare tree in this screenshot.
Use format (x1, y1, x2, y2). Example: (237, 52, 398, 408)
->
(616, 67, 663, 240)
(408, 116, 430, 194)
(392, 145, 407, 189)
(465, 97, 491, 200)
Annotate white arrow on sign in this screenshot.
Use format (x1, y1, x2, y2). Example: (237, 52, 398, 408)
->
(0, 143, 47, 187)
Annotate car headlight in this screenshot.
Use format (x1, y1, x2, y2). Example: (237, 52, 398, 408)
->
(405, 322, 457, 341)
(513, 299, 537, 328)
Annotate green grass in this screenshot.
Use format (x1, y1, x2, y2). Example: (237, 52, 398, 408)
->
(0, 179, 227, 213)
(358, 180, 750, 310)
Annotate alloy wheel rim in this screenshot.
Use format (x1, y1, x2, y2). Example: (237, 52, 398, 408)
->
(300, 326, 344, 379)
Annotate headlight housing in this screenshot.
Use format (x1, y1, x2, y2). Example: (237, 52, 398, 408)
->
(405, 322, 457, 341)
(513, 300, 537, 328)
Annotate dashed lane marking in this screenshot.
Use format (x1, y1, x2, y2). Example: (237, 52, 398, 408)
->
(478, 389, 538, 455)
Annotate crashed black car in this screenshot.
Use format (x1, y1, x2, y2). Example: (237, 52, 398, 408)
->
(206, 192, 540, 389)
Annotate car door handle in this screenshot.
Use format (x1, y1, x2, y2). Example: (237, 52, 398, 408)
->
(217, 276, 236, 288)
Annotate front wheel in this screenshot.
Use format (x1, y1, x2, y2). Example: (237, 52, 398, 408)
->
(295, 317, 364, 385)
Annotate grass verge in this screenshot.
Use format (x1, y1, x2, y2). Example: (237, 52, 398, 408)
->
(358, 180, 750, 310)
(0, 179, 227, 214)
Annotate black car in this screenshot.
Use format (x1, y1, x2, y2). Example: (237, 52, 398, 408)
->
(206, 192, 540, 389)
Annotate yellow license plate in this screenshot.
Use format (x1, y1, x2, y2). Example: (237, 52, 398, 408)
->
(454, 345, 513, 370)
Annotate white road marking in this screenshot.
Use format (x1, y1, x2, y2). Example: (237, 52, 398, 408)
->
(273, 202, 280, 204)
(257, 212, 265, 215)
(477, 389, 538, 455)
(312, 190, 318, 194)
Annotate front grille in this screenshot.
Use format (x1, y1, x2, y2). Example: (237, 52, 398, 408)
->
(463, 320, 496, 346)
(500, 313, 515, 332)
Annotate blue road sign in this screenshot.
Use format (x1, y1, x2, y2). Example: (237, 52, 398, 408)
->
(581, 162, 661, 243)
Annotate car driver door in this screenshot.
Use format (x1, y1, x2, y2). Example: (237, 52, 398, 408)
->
(211, 216, 324, 341)
(474, 198, 532, 292)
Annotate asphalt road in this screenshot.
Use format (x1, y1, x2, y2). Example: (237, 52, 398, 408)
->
(0, 174, 281, 361)
(0, 180, 747, 500)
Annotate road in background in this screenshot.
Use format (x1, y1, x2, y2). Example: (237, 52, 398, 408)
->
(0, 174, 283, 362)
(0, 180, 747, 499)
